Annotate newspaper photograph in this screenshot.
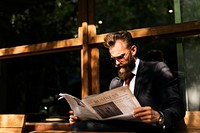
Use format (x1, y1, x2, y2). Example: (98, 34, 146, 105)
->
(59, 86, 141, 121)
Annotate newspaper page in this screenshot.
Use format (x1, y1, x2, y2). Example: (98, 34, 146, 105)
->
(59, 93, 99, 120)
(59, 86, 141, 121)
(82, 86, 141, 121)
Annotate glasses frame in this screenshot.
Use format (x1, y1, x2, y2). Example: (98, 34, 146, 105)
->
(110, 50, 130, 64)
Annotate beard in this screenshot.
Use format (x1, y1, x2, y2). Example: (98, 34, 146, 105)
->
(117, 55, 136, 80)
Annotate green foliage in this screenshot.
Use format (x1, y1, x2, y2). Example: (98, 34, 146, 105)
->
(181, 0, 200, 22)
(10, 0, 78, 45)
(95, 0, 174, 33)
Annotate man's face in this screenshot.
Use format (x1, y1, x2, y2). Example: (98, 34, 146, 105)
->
(109, 40, 136, 80)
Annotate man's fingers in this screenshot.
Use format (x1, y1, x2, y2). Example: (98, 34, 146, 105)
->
(70, 115, 78, 120)
(69, 110, 74, 114)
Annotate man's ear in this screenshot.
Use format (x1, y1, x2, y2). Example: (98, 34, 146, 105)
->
(131, 45, 137, 54)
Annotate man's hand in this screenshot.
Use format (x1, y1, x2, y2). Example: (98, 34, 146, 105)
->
(133, 106, 160, 124)
(69, 110, 79, 124)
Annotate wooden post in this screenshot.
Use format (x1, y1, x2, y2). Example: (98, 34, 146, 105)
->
(78, 0, 99, 98)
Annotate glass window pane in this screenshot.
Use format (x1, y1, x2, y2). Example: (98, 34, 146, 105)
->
(180, 35, 200, 110)
(99, 38, 179, 92)
(0, 51, 81, 119)
(181, 0, 200, 22)
(0, 0, 78, 48)
(95, 0, 174, 34)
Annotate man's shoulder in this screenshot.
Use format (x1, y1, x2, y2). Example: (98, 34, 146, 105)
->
(138, 60, 170, 75)
(140, 59, 167, 67)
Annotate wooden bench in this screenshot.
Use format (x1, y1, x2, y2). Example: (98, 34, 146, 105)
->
(176, 111, 200, 133)
(0, 114, 25, 133)
(25, 111, 200, 133)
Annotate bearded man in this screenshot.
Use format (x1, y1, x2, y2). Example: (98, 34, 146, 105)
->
(70, 31, 185, 133)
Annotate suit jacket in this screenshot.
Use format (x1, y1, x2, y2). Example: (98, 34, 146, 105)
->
(109, 60, 185, 129)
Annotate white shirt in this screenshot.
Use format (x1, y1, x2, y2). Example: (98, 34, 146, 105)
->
(123, 58, 140, 94)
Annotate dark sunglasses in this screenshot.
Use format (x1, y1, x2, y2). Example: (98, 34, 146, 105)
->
(110, 50, 130, 64)
(111, 53, 126, 60)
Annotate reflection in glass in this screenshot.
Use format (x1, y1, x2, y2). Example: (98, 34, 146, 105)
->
(95, 0, 174, 34)
(0, 51, 81, 118)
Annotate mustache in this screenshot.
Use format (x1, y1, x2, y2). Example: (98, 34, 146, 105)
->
(118, 63, 135, 80)
(114, 63, 127, 68)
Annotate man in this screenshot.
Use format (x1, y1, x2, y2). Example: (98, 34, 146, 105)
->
(70, 31, 185, 133)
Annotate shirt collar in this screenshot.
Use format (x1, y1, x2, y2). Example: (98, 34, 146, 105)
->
(132, 58, 140, 75)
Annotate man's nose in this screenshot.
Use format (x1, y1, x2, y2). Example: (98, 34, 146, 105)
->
(116, 59, 120, 65)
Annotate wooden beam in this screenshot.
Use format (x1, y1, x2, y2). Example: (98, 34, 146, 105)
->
(0, 38, 82, 59)
(89, 25, 99, 94)
(87, 0, 99, 94)
(0, 21, 199, 59)
(78, 0, 90, 98)
(79, 0, 97, 97)
(89, 20, 200, 44)
(81, 22, 91, 98)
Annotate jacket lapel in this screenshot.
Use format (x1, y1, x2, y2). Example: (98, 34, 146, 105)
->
(134, 60, 145, 97)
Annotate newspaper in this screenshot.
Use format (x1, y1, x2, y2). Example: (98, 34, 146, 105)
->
(59, 86, 141, 121)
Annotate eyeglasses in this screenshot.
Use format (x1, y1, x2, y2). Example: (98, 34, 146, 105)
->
(110, 50, 130, 63)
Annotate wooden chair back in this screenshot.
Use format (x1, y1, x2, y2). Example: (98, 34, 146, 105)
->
(0, 114, 25, 133)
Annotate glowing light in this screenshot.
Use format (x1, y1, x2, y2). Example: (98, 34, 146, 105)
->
(98, 20, 103, 24)
(168, 9, 173, 13)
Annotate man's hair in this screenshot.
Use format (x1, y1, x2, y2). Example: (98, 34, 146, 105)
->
(103, 31, 134, 48)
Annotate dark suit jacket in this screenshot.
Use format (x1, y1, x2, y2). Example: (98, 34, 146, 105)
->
(109, 60, 186, 129)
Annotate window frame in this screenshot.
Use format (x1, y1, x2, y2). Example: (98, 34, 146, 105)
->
(0, 0, 200, 98)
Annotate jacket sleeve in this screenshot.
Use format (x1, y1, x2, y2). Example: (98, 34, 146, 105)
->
(109, 77, 123, 90)
(155, 62, 186, 129)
